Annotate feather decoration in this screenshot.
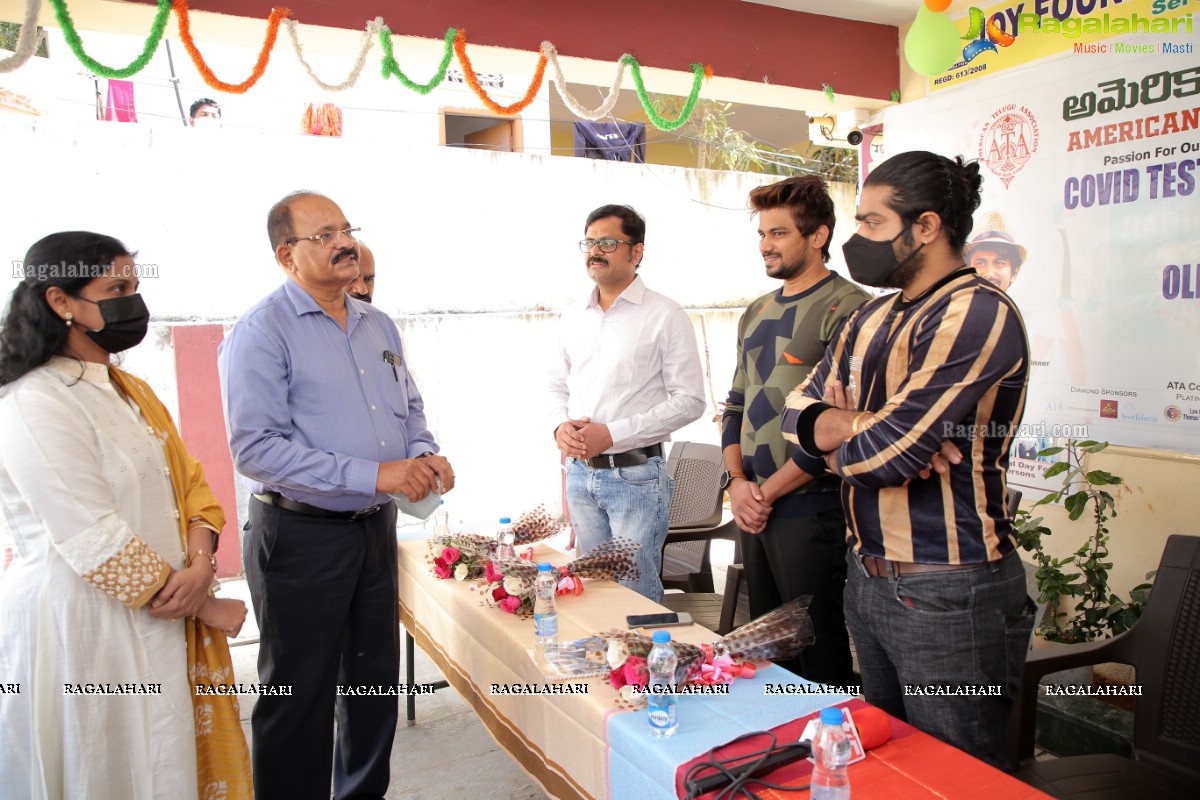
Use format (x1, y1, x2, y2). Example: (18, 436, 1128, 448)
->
(713, 595, 814, 662)
(565, 537, 641, 582)
(510, 504, 564, 545)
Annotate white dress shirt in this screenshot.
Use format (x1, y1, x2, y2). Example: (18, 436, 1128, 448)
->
(548, 276, 705, 453)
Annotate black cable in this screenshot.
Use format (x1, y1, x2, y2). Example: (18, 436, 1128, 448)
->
(682, 731, 812, 800)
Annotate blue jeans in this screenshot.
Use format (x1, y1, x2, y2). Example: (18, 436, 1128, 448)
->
(844, 548, 1034, 770)
(566, 455, 671, 601)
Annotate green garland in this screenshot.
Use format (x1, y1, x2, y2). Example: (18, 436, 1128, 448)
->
(623, 57, 705, 132)
(380, 25, 455, 94)
(48, 0, 171, 79)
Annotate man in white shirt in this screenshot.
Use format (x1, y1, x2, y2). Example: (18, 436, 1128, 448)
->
(548, 204, 705, 600)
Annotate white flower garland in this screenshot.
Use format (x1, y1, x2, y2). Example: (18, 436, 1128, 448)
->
(0, 0, 48, 75)
(284, 16, 384, 92)
(541, 41, 630, 121)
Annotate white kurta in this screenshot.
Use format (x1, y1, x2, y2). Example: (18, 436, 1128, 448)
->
(0, 358, 197, 800)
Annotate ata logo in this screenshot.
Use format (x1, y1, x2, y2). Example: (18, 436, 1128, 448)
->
(1100, 400, 1119, 419)
(1164, 405, 1183, 422)
(979, 105, 1040, 188)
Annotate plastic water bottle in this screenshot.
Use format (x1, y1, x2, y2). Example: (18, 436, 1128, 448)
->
(533, 563, 558, 656)
(433, 501, 451, 537)
(496, 516, 516, 559)
(811, 706, 851, 800)
(646, 630, 679, 737)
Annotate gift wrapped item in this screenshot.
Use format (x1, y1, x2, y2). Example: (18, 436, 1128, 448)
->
(510, 505, 565, 546)
(713, 595, 815, 662)
(489, 537, 642, 597)
(426, 533, 494, 580)
(589, 596, 815, 693)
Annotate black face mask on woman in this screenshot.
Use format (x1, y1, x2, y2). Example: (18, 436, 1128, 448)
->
(77, 294, 151, 353)
(841, 227, 924, 288)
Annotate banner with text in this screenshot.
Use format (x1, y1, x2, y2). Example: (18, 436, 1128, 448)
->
(929, 0, 1194, 91)
(887, 39, 1200, 496)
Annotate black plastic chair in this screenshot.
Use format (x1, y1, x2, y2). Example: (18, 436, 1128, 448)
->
(1006, 534, 1200, 798)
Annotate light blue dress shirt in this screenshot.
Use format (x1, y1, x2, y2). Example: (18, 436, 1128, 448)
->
(218, 280, 437, 512)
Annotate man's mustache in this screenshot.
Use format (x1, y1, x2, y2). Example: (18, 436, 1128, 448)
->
(333, 248, 357, 265)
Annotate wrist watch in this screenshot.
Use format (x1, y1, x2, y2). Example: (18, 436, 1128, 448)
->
(719, 470, 748, 489)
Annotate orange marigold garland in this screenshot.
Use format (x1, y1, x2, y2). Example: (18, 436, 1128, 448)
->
(173, 0, 289, 94)
(452, 28, 547, 116)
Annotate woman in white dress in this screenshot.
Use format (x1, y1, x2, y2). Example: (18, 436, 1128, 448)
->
(0, 232, 249, 799)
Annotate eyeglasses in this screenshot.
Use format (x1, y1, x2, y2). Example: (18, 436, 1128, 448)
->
(579, 238, 635, 254)
(286, 227, 361, 247)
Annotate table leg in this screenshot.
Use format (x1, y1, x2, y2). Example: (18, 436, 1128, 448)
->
(405, 628, 449, 727)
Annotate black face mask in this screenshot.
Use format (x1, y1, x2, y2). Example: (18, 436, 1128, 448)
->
(77, 294, 150, 353)
(842, 228, 924, 288)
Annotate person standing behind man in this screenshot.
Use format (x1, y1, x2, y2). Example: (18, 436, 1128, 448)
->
(189, 98, 221, 128)
(549, 204, 705, 601)
(218, 191, 454, 800)
(722, 176, 869, 685)
(347, 241, 376, 303)
(782, 152, 1033, 769)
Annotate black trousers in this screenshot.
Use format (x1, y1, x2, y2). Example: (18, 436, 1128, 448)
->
(244, 498, 400, 800)
(738, 507, 854, 686)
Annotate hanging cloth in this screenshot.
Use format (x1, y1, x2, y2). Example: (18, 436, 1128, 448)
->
(573, 121, 645, 162)
(104, 79, 138, 122)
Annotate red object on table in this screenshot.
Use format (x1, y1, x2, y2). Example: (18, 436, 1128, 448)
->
(675, 698, 1052, 800)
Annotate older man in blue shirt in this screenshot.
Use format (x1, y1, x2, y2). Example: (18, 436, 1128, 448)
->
(218, 190, 453, 800)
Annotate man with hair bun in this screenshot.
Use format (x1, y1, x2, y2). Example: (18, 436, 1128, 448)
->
(721, 175, 868, 685)
(782, 151, 1033, 768)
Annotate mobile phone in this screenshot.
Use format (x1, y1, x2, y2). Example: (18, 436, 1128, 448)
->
(625, 612, 693, 628)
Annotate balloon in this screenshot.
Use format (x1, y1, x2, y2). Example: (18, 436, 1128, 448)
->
(904, 6, 962, 77)
(925, 0, 953, 11)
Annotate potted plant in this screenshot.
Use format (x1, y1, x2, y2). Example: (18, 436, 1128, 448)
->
(1013, 440, 1154, 645)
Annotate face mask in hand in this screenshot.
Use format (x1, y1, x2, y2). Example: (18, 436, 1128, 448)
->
(393, 490, 442, 521)
(77, 293, 151, 353)
(842, 228, 924, 288)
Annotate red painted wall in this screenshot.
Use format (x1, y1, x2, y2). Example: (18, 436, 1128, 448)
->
(133, 0, 898, 99)
(172, 324, 241, 577)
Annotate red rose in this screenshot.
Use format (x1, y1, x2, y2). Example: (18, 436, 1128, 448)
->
(491, 585, 509, 602)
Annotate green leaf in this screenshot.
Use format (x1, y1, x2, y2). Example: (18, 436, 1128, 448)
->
(1080, 441, 1109, 454)
(1085, 470, 1122, 486)
(1038, 446, 1065, 456)
(1064, 491, 1089, 520)
(1043, 462, 1070, 478)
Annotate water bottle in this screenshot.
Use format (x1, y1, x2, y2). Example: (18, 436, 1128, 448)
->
(433, 501, 451, 537)
(811, 706, 851, 800)
(533, 563, 558, 656)
(646, 630, 679, 737)
(495, 516, 516, 559)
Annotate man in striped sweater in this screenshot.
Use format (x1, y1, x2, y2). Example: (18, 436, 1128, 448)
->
(782, 151, 1034, 769)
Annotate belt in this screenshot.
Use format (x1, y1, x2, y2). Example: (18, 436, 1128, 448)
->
(254, 491, 384, 521)
(859, 554, 987, 578)
(582, 443, 663, 469)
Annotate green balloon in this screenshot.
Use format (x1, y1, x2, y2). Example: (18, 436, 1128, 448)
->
(904, 6, 961, 77)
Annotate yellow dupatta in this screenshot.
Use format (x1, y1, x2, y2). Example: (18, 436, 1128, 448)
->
(109, 366, 254, 800)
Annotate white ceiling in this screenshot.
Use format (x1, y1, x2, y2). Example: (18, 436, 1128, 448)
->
(744, 0, 921, 27)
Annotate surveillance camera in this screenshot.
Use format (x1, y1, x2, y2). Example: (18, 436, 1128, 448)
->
(846, 129, 864, 146)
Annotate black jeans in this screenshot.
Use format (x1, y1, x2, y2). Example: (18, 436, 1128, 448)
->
(244, 498, 400, 800)
(844, 548, 1035, 770)
(739, 507, 854, 685)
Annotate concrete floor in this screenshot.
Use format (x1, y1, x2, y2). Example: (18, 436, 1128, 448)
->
(222, 579, 548, 800)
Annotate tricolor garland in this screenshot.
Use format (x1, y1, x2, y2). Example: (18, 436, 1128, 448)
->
(15, 0, 712, 130)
